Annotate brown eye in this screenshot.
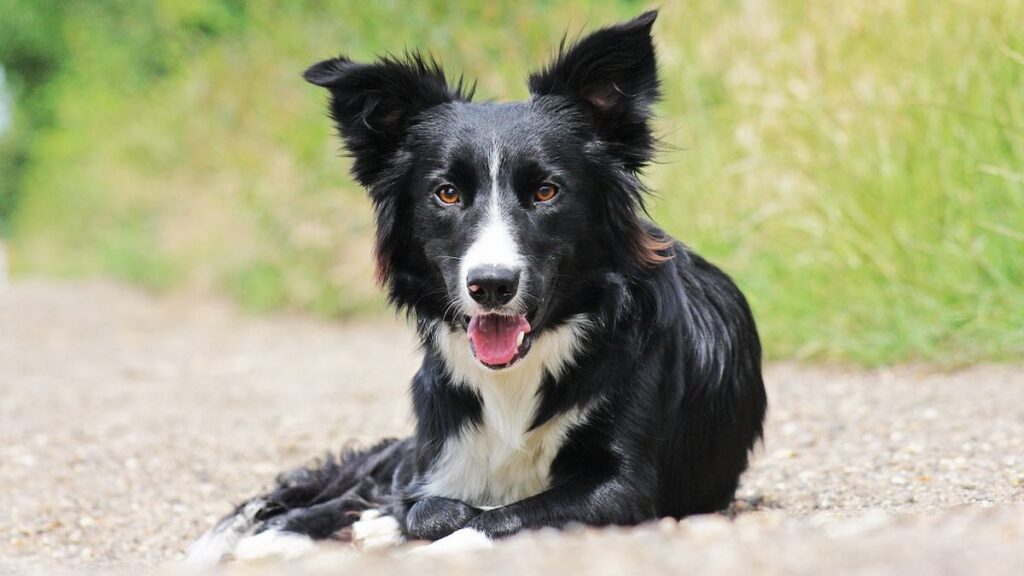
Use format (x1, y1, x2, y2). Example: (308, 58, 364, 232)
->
(435, 184, 460, 205)
(535, 182, 559, 203)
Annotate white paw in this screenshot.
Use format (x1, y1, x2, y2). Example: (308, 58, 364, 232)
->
(351, 509, 406, 551)
(185, 500, 267, 566)
(410, 528, 493, 556)
(233, 530, 316, 562)
(185, 528, 237, 567)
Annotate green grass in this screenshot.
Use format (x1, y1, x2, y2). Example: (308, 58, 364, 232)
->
(3, 0, 1022, 364)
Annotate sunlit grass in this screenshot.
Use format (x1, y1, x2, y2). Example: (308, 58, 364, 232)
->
(649, 2, 1024, 363)
(7, 0, 1023, 363)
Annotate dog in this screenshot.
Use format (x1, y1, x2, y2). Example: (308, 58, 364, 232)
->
(187, 10, 766, 563)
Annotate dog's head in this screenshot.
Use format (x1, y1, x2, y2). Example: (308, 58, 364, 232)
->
(306, 11, 671, 369)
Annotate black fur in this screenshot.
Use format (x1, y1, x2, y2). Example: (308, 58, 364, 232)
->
(199, 10, 766, 550)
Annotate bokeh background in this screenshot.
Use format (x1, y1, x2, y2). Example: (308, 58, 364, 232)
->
(1, 0, 1021, 364)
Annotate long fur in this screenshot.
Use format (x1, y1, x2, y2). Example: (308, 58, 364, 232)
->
(188, 11, 766, 563)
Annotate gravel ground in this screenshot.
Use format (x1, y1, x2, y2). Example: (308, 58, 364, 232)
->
(1, 280, 1022, 575)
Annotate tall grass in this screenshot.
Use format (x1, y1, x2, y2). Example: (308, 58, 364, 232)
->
(652, 2, 1024, 362)
(4, 0, 1022, 363)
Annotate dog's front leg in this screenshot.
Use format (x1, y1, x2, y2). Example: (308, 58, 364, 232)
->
(475, 475, 656, 538)
(417, 473, 656, 554)
(400, 496, 482, 540)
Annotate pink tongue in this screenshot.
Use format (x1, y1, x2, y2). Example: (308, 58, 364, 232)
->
(467, 314, 531, 366)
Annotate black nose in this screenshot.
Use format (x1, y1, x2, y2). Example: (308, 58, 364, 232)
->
(467, 266, 520, 307)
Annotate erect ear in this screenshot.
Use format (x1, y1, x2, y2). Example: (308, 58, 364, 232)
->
(528, 11, 660, 171)
(305, 53, 471, 287)
(304, 52, 472, 186)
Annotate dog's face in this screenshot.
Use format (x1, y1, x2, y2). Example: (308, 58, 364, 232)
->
(402, 101, 600, 368)
(306, 11, 669, 369)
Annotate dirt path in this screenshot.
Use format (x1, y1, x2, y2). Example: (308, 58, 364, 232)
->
(2, 281, 1022, 575)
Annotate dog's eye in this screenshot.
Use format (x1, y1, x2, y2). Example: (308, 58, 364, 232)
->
(535, 183, 559, 203)
(435, 185, 460, 205)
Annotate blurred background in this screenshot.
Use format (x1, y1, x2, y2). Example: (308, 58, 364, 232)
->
(0, 0, 1021, 365)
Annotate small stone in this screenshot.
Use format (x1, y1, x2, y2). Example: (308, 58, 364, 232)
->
(78, 516, 96, 528)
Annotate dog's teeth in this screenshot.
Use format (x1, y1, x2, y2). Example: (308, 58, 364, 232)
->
(516, 331, 525, 347)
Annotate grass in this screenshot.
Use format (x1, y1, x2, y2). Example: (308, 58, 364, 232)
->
(3, 0, 1023, 364)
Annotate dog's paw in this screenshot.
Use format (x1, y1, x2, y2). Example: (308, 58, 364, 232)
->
(233, 529, 316, 562)
(351, 509, 406, 551)
(185, 529, 236, 567)
(185, 498, 271, 566)
(409, 528, 493, 556)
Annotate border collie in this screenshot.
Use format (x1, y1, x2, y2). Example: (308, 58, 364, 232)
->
(188, 10, 766, 563)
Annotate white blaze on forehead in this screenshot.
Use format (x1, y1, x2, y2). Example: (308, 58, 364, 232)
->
(462, 213, 522, 271)
(459, 144, 522, 291)
(489, 141, 501, 192)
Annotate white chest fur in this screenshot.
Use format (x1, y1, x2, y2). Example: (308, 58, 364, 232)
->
(422, 315, 593, 507)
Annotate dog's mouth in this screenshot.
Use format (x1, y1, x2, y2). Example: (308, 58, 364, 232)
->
(464, 313, 533, 369)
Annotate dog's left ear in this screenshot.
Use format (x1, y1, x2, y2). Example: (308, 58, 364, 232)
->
(304, 53, 471, 187)
(528, 10, 660, 171)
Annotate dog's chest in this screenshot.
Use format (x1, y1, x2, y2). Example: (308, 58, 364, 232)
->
(425, 388, 584, 507)
(424, 318, 592, 506)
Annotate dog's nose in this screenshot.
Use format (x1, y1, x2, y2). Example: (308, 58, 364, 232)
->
(467, 267, 520, 308)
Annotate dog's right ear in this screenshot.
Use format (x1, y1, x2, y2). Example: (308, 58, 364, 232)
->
(304, 53, 471, 186)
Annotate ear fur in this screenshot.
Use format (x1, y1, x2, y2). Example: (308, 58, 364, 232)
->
(305, 52, 472, 286)
(530, 11, 672, 269)
(528, 10, 660, 171)
(304, 52, 473, 186)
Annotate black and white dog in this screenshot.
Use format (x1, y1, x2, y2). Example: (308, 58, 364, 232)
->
(188, 10, 766, 563)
